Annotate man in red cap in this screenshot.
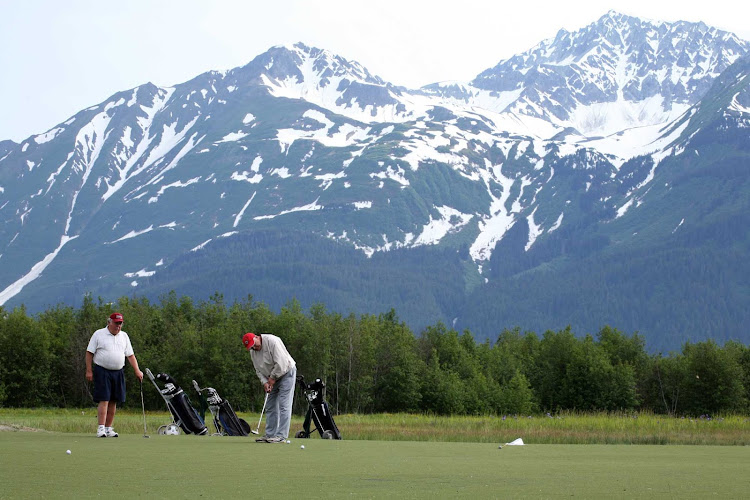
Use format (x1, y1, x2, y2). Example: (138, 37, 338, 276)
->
(85, 312, 143, 437)
(243, 332, 296, 443)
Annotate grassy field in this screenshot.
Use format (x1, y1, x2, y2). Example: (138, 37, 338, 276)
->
(1, 410, 750, 498)
(1, 431, 750, 499)
(1, 408, 749, 445)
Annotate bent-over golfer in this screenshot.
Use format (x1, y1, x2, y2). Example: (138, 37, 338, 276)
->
(243, 332, 296, 443)
(85, 312, 143, 437)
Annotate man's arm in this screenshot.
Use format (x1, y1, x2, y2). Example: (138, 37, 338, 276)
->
(85, 351, 94, 381)
(267, 337, 291, 382)
(254, 363, 271, 391)
(127, 354, 144, 381)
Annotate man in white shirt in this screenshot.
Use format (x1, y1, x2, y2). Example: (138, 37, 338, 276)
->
(243, 332, 296, 443)
(85, 312, 144, 437)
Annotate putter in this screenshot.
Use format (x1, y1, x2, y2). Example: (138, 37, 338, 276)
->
(251, 392, 269, 435)
(140, 379, 150, 438)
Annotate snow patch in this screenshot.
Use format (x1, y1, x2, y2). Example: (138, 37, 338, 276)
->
(470, 159, 517, 262)
(216, 131, 248, 143)
(413, 206, 474, 246)
(234, 192, 257, 227)
(316, 171, 346, 190)
(0, 235, 78, 305)
(254, 198, 323, 220)
(616, 198, 635, 218)
(34, 127, 64, 144)
(108, 221, 177, 244)
(124, 269, 156, 278)
(231, 171, 263, 183)
(525, 207, 542, 251)
(276, 110, 371, 153)
(148, 176, 201, 204)
(548, 213, 564, 232)
(191, 239, 212, 252)
(369, 164, 409, 186)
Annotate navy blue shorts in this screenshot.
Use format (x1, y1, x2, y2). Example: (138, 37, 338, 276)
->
(93, 364, 126, 403)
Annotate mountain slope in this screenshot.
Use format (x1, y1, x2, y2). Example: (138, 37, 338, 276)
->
(462, 53, 750, 351)
(1, 15, 749, 351)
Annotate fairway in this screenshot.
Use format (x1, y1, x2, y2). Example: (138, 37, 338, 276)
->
(1, 432, 749, 498)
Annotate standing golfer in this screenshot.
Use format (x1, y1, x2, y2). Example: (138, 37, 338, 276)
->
(243, 332, 296, 443)
(85, 312, 143, 437)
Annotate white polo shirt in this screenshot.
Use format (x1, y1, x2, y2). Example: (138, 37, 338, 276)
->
(86, 327, 134, 370)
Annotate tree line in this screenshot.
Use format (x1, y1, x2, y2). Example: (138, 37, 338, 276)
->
(1, 292, 748, 416)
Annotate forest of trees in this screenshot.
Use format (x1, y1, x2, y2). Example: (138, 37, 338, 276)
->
(1, 292, 748, 416)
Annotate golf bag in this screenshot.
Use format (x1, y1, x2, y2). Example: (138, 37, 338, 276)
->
(146, 368, 208, 435)
(192, 379, 251, 436)
(294, 375, 342, 440)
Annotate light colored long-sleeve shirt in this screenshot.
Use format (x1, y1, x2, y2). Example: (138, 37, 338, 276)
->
(250, 334, 296, 384)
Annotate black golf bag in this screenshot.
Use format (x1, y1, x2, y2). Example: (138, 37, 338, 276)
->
(294, 375, 342, 440)
(192, 380, 251, 436)
(146, 368, 208, 435)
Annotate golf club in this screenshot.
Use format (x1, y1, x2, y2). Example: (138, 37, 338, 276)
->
(251, 392, 269, 435)
(140, 379, 150, 438)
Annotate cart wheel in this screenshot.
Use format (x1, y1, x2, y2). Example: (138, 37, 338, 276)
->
(157, 425, 168, 435)
(295, 430, 308, 438)
(322, 430, 334, 439)
(165, 424, 181, 435)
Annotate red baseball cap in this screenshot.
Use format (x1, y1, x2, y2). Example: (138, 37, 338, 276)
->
(243, 332, 256, 350)
(110, 312, 124, 323)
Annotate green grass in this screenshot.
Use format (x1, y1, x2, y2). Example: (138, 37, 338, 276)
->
(2, 409, 748, 445)
(2, 410, 750, 498)
(1, 431, 750, 499)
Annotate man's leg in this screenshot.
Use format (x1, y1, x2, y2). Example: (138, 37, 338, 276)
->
(276, 366, 296, 439)
(93, 365, 115, 437)
(264, 389, 279, 438)
(97, 401, 109, 425)
(104, 369, 126, 437)
(104, 401, 119, 436)
(96, 401, 108, 437)
(105, 401, 117, 427)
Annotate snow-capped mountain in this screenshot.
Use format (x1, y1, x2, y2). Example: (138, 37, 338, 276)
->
(429, 11, 750, 137)
(1, 13, 749, 351)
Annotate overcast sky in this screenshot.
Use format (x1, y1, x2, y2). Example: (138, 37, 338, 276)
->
(1, 0, 749, 142)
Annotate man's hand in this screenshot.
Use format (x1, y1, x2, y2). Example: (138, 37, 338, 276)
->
(264, 378, 276, 393)
(85, 370, 93, 382)
(135, 369, 144, 381)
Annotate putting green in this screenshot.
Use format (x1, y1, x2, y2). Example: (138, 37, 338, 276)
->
(1, 432, 749, 498)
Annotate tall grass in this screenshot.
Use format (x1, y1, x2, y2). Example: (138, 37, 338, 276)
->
(1, 409, 748, 445)
(344, 411, 750, 445)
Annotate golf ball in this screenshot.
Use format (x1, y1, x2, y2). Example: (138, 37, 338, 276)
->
(286, 440, 291, 444)
(66, 450, 71, 455)
(300, 445, 305, 449)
